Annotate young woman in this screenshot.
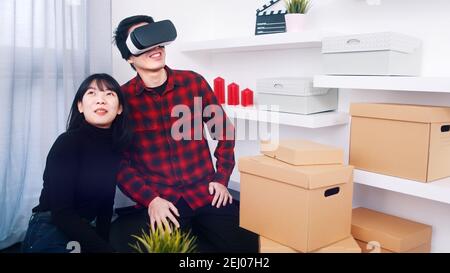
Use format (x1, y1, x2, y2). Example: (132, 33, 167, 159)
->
(22, 74, 131, 253)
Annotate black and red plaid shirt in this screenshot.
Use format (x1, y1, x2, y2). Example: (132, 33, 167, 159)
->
(117, 66, 235, 210)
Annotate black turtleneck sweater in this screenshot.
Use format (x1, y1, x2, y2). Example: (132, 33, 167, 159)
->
(33, 121, 120, 252)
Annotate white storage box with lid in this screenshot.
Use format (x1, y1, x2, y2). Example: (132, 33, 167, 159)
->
(256, 77, 338, 115)
(322, 32, 422, 76)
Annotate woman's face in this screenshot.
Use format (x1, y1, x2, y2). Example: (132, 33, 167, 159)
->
(77, 80, 123, 129)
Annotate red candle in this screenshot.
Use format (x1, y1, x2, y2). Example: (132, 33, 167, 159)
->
(241, 88, 254, 107)
(213, 77, 225, 104)
(227, 82, 239, 105)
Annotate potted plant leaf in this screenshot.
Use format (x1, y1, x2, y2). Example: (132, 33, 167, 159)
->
(284, 0, 312, 32)
(129, 225, 198, 253)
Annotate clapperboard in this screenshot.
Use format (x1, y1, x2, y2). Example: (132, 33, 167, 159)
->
(255, 0, 287, 35)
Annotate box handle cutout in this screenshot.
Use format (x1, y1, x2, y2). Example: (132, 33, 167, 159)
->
(441, 125, 450, 133)
(273, 83, 284, 89)
(346, 39, 360, 45)
(324, 187, 340, 197)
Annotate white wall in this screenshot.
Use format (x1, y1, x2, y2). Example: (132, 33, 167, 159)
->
(112, 0, 450, 252)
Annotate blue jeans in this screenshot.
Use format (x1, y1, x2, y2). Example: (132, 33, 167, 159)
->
(22, 211, 71, 253)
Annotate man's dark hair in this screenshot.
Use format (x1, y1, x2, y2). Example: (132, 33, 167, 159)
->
(113, 15, 154, 61)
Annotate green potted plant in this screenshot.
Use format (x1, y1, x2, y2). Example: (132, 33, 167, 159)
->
(130, 226, 198, 253)
(284, 0, 312, 32)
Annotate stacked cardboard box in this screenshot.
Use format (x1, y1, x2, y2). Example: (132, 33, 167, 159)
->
(239, 140, 355, 253)
(352, 207, 432, 253)
(350, 103, 450, 182)
(260, 236, 361, 253)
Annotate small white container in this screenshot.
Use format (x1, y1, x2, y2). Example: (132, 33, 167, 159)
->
(322, 32, 422, 76)
(256, 77, 338, 115)
(284, 13, 307, 32)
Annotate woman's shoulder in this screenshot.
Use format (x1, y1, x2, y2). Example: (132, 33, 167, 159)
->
(57, 127, 85, 142)
(49, 129, 85, 155)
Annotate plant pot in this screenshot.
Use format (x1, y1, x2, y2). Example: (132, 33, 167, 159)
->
(284, 13, 307, 32)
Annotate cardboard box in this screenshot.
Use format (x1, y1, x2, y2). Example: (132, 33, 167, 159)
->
(260, 236, 361, 253)
(239, 155, 354, 252)
(322, 32, 422, 76)
(351, 207, 432, 253)
(356, 240, 431, 253)
(259, 236, 297, 253)
(350, 103, 450, 182)
(261, 139, 344, 166)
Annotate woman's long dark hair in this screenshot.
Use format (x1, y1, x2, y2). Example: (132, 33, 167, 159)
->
(67, 73, 131, 151)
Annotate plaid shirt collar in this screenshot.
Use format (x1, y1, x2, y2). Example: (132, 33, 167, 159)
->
(134, 66, 176, 96)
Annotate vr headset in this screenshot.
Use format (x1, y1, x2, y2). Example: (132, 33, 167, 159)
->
(126, 20, 177, 56)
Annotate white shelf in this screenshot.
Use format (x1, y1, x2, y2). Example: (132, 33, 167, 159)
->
(223, 105, 349, 128)
(354, 169, 450, 204)
(179, 31, 333, 53)
(314, 75, 450, 93)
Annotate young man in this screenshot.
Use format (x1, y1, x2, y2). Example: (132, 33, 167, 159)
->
(113, 15, 258, 252)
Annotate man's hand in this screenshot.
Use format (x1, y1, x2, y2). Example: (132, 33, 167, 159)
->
(148, 196, 180, 233)
(209, 182, 233, 208)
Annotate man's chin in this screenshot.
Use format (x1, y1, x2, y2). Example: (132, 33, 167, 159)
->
(146, 65, 166, 73)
